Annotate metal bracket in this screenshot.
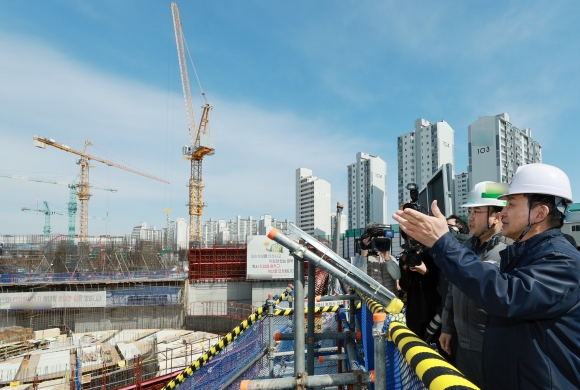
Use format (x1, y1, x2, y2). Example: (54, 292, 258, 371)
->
(290, 245, 307, 260)
(295, 372, 308, 390)
(352, 370, 366, 389)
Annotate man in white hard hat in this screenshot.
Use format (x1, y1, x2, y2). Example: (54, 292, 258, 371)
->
(439, 181, 510, 388)
(393, 163, 580, 389)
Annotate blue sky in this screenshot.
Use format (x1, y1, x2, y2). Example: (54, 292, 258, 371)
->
(1, 0, 579, 237)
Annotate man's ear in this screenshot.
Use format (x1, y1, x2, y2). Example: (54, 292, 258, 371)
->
(532, 204, 550, 224)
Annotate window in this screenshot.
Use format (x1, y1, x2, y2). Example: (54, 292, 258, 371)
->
(572, 225, 580, 232)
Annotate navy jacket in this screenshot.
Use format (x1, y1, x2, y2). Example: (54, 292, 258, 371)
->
(430, 228, 580, 389)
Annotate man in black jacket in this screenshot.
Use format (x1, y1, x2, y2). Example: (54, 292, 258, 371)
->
(393, 164, 580, 389)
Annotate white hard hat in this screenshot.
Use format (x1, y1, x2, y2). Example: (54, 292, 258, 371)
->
(462, 181, 507, 208)
(497, 163, 573, 203)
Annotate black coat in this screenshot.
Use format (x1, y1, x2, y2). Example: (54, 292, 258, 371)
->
(399, 250, 441, 338)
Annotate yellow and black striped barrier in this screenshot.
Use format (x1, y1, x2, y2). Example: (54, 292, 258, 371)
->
(353, 289, 404, 314)
(388, 322, 480, 390)
(272, 302, 362, 316)
(161, 290, 291, 390)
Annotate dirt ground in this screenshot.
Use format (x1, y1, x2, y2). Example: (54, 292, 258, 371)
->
(0, 326, 33, 342)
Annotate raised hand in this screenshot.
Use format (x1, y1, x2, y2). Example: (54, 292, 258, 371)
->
(392, 200, 449, 247)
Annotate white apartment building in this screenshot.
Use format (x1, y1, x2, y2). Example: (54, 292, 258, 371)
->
(229, 216, 258, 242)
(200, 215, 293, 245)
(397, 118, 455, 206)
(131, 222, 163, 242)
(175, 217, 189, 250)
(258, 215, 293, 235)
(296, 168, 332, 236)
(454, 172, 469, 218)
(468, 113, 542, 189)
(201, 218, 217, 246)
(347, 152, 387, 230)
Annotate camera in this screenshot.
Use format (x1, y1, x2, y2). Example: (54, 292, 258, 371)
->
(402, 182, 421, 212)
(400, 243, 424, 267)
(401, 183, 428, 242)
(358, 223, 393, 255)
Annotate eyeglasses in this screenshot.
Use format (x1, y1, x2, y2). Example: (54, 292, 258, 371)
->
(466, 209, 487, 218)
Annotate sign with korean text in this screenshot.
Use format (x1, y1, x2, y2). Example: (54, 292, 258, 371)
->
(246, 235, 294, 279)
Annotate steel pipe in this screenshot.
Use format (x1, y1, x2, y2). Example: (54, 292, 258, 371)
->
(276, 332, 358, 341)
(373, 312, 387, 390)
(239, 370, 374, 389)
(267, 293, 275, 378)
(318, 353, 347, 362)
(307, 261, 315, 375)
(272, 347, 337, 358)
(267, 229, 395, 307)
(316, 294, 358, 302)
(293, 252, 305, 375)
(287, 224, 397, 301)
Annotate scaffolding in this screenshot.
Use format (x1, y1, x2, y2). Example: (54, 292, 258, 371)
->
(0, 234, 185, 284)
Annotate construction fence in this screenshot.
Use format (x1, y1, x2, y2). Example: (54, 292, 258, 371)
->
(161, 290, 479, 390)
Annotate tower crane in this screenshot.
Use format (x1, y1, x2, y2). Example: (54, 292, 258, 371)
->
(33, 136, 169, 242)
(22, 201, 106, 243)
(170, 2, 215, 247)
(0, 173, 117, 244)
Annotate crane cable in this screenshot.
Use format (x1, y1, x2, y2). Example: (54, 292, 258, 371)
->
(183, 37, 207, 103)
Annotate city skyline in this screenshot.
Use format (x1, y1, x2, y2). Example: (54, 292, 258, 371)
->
(1, 1, 579, 236)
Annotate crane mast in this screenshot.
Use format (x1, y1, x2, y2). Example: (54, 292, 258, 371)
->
(33, 136, 168, 242)
(171, 2, 215, 247)
(1, 173, 116, 245)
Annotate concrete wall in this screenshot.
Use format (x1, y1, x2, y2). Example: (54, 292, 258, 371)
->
(250, 281, 293, 307)
(186, 281, 294, 308)
(187, 281, 253, 305)
(185, 316, 241, 334)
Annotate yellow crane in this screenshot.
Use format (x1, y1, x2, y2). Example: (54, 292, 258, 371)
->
(170, 2, 215, 247)
(33, 136, 169, 242)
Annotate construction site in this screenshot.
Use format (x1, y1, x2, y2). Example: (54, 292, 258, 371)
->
(0, 3, 481, 390)
(1, 221, 481, 390)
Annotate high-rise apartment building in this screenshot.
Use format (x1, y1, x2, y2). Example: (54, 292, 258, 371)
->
(347, 152, 387, 230)
(454, 172, 469, 218)
(296, 168, 331, 236)
(468, 113, 542, 189)
(258, 215, 292, 235)
(229, 216, 258, 242)
(201, 215, 293, 245)
(131, 222, 163, 242)
(175, 217, 189, 250)
(398, 118, 455, 206)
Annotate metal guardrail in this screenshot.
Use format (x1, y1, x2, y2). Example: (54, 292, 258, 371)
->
(0, 271, 187, 284)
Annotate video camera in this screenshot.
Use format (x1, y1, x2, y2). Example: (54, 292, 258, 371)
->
(358, 223, 394, 256)
(398, 183, 429, 267)
(401, 183, 428, 242)
(398, 240, 425, 267)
